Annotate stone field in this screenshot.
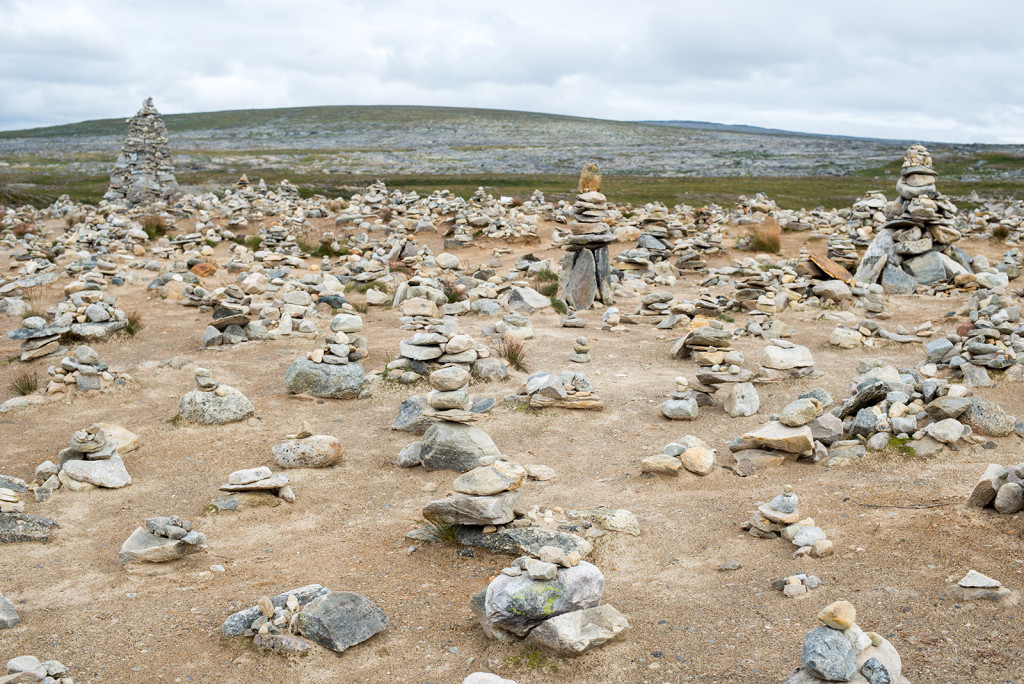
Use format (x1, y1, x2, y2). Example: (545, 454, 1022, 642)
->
(1, 101, 1023, 683)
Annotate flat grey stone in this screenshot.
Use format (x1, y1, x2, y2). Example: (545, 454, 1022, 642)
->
(285, 358, 365, 399)
(295, 591, 388, 653)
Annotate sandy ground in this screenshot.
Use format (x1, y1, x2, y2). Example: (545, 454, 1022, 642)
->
(1, 220, 1023, 684)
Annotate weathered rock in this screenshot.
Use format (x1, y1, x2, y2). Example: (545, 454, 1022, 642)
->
(423, 491, 525, 525)
(0, 593, 19, 628)
(178, 386, 254, 424)
(994, 482, 1024, 514)
(802, 626, 857, 682)
(961, 397, 1015, 436)
(661, 398, 698, 420)
(453, 526, 592, 558)
(780, 398, 819, 427)
(681, 447, 714, 475)
(452, 464, 524, 496)
(118, 527, 205, 564)
(61, 454, 132, 488)
(392, 394, 431, 434)
(419, 422, 502, 472)
(485, 561, 604, 636)
(741, 422, 814, 454)
(272, 435, 343, 468)
(0, 512, 58, 544)
(967, 464, 1006, 508)
(527, 604, 629, 654)
(285, 358, 365, 399)
(295, 591, 388, 653)
(763, 344, 814, 370)
(724, 382, 759, 417)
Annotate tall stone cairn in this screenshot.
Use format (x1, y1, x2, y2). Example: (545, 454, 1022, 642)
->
(853, 144, 959, 290)
(557, 164, 615, 311)
(104, 97, 178, 206)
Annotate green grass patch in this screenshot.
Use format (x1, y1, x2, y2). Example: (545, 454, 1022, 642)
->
(549, 296, 568, 315)
(506, 647, 559, 672)
(497, 338, 528, 372)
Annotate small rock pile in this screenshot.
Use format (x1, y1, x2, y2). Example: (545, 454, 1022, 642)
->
(967, 462, 1024, 514)
(669, 321, 735, 361)
(0, 486, 23, 513)
(950, 569, 1015, 603)
(386, 319, 488, 381)
(741, 486, 834, 559)
(284, 326, 368, 400)
(45, 345, 124, 394)
(924, 300, 1023, 386)
(641, 435, 715, 477)
(773, 572, 823, 600)
(43, 426, 133, 492)
(512, 369, 603, 410)
(214, 466, 294, 511)
(423, 458, 527, 527)
(104, 97, 178, 207)
(178, 367, 255, 424)
(471, 548, 629, 654)
(570, 335, 590, 363)
(760, 339, 817, 379)
(4, 656, 74, 683)
(784, 601, 908, 683)
(854, 144, 960, 293)
(119, 515, 207, 565)
(220, 585, 387, 657)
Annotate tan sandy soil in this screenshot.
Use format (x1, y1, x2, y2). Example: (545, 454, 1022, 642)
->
(0, 219, 1022, 683)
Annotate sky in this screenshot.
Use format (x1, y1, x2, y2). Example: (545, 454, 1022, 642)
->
(1, 0, 1022, 143)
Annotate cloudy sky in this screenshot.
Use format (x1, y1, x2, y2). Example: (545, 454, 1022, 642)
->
(1, 0, 1022, 143)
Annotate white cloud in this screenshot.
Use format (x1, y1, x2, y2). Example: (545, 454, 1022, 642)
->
(0, 0, 1022, 142)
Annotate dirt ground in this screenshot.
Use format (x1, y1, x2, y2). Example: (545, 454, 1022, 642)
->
(1, 219, 1022, 684)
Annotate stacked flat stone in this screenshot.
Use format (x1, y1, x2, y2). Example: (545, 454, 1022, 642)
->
(844, 191, 888, 242)
(854, 144, 960, 292)
(104, 97, 178, 206)
(784, 601, 908, 683)
(669, 320, 735, 360)
(471, 548, 628, 654)
(387, 317, 492, 381)
(637, 292, 674, 319)
(513, 369, 603, 410)
(423, 458, 527, 527)
(217, 466, 294, 503)
(925, 296, 1023, 381)
(284, 321, 367, 400)
(967, 463, 1024, 514)
(118, 514, 207, 564)
(45, 344, 121, 394)
(760, 339, 816, 379)
(51, 426, 132, 491)
(640, 435, 714, 476)
(741, 486, 834, 559)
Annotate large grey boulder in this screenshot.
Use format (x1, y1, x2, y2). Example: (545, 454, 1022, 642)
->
(961, 397, 1015, 436)
(484, 561, 604, 636)
(285, 358, 364, 399)
(295, 591, 388, 653)
(118, 527, 205, 564)
(178, 386, 254, 424)
(526, 604, 629, 654)
(419, 422, 502, 471)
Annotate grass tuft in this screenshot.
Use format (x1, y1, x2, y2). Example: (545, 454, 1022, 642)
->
(10, 371, 38, 396)
(140, 215, 168, 240)
(497, 338, 528, 372)
(122, 311, 145, 337)
(747, 217, 781, 253)
(422, 513, 459, 547)
(534, 268, 558, 283)
(549, 296, 568, 315)
(441, 281, 463, 303)
(506, 647, 559, 672)
(992, 225, 1011, 241)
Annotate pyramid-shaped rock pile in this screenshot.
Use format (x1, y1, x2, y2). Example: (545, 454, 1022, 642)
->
(119, 514, 207, 565)
(741, 486, 833, 558)
(557, 165, 615, 311)
(854, 144, 960, 293)
(104, 98, 178, 207)
(49, 426, 132, 491)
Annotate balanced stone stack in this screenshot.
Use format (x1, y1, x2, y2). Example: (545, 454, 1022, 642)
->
(570, 336, 590, 363)
(557, 167, 615, 311)
(640, 435, 715, 477)
(118, 515, 207, 565)
(853, 144, 961, 293)
(398, 366, 505, 471)
(216, 466, 294, 507)
(472, 551, 629, 654)
(220, 585, 387, 657)
(660, 375, 700, 420)
(669, 321, 735, 361)
(52, 426, 132, 491)
(104, 97, 179, 207)
(284, 325, 367, 400)
(178, 368, 255, 424)
(924, 299, 1022, 384)
(513, 369, 603, 410)
(741, 486, 834, 558)
(784, 601, 908, 683)
(760, 339, 816, 380)
(966, 462, 1024, 515)
(386, 319, 502, 383)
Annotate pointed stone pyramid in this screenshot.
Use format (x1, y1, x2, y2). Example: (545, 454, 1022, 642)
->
(104, 97, 178, 206)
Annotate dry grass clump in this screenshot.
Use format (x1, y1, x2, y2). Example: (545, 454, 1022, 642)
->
(123, 311, 145, 337)
(10, 371, 38, 396)
(991, 225, 1011, 241)
(422, 513, 459, 547)
(497, 338, 528, 372)
(748, 217, 782, 253)
(140, 215, 168, 240)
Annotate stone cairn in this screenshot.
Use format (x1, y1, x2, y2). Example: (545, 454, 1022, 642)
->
(178, 367, 255, 425)
(967, 462, 1024, 515)
(45, 344, 124, 394)
(471, 548, 629, 655)
(773, 571, 823, 600)
(220, 585, 387, 657)
(741, 486, 834, 559)
(557, 164, 615, 311)
(422, 458, 528, 530)
(640, 434, 714, 477)
(283, 315, 367, 399)
(570, 335, 590, 363)
(784, 601, 908, 683)
(512, 369, 603, 410)
(215, 466, 294, 508)
(118, 515, 207, 565)
(398, 367, 504, 471)
(104, 97, 178, 206)
(854, 144, 960, 293)
(40, 426, 133, 493)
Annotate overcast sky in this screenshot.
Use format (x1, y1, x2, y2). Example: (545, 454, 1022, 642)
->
(1, 0, 1022, 143)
